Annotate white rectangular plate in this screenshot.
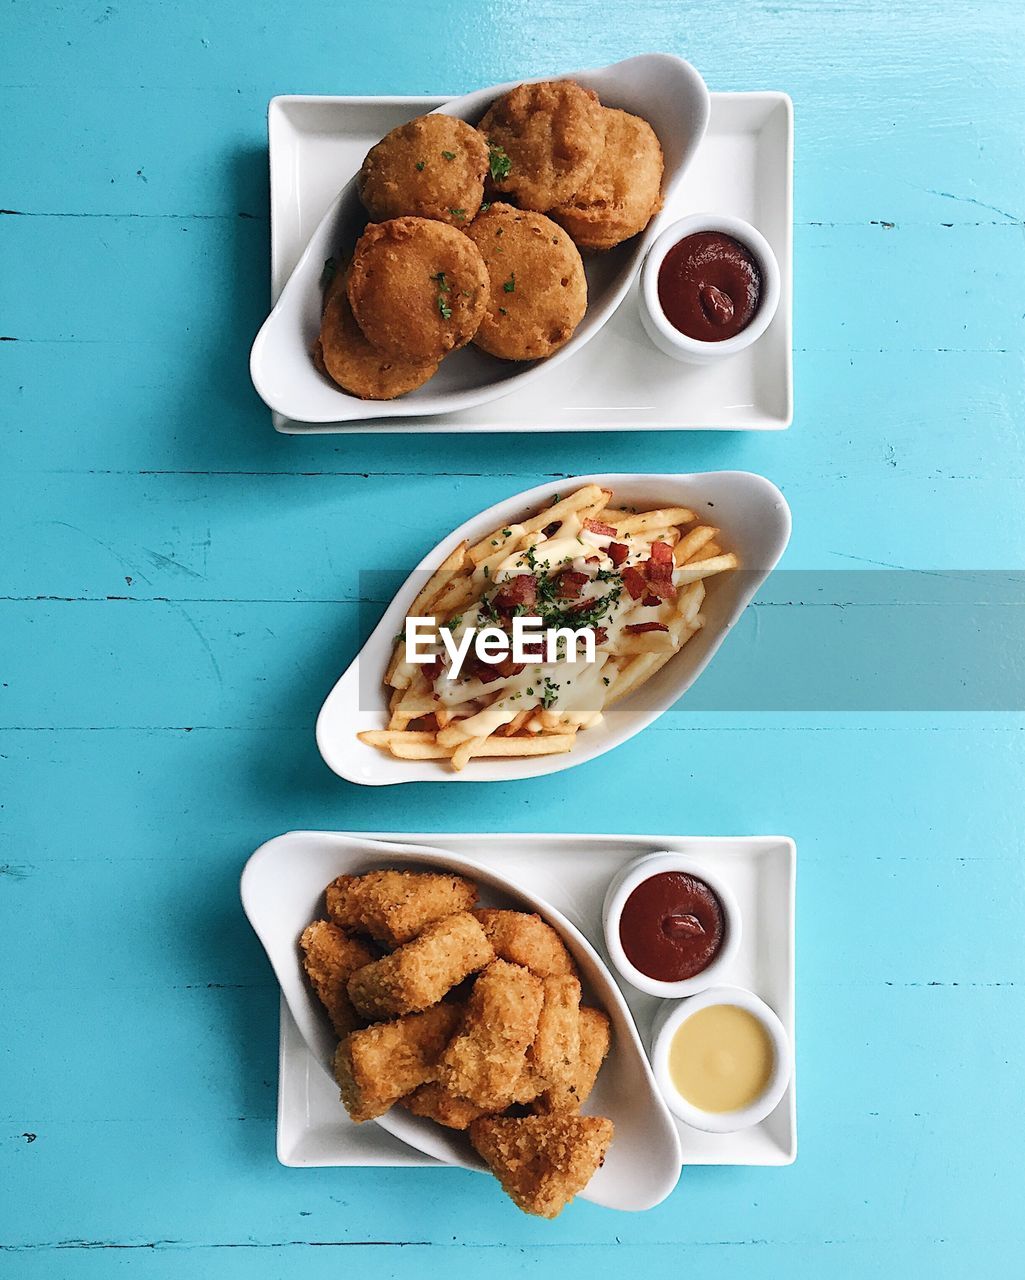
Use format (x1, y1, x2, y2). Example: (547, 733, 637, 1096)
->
(268, 92, 793, 433)
(278, 831, 796, 1169)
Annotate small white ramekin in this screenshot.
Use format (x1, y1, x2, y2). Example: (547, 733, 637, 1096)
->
(601, 852, 741, 998)
(650, 985, 793, 1133)
(638, 213, 781, 364)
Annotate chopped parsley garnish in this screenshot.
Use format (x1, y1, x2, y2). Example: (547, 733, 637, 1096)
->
(502, 529, 512, 537)
(320, 256, 338, 288)
(540, 677, 560, 709)
(602, 676, 611, 686)
(480, 201, 491, 213)
(488, 141, 512, 181)
(415, 160, 426, 171)
(441, 149, 456, 160)
(449, 614, 463, 629)
(431, 271, 452, 318)
(483, 565, 490, 578)
(498, 306, 507, 315)
(449, 207, 467, 220)
(503, 273, 516, 293)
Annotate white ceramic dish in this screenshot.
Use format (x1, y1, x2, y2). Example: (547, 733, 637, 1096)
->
(241, 831, 683, 1212)
(273, 832, 797, 1168)
(650, 985, 793, 1133)
(250, 54, 710, 424)
(602, 852, 743, 998)
(639, 214, 782, 364)
(316, 471, 792, 785)
(263, 89, 792, 432)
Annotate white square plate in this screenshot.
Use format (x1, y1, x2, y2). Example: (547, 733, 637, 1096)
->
(277, 831, 796, 1169)
(267, 92, 793, 433)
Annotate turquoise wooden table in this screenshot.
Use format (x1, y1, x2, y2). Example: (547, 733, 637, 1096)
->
(2, 1, 1023, 1274)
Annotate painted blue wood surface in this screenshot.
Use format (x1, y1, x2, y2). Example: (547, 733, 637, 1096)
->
(2, 0, 1023, 1273)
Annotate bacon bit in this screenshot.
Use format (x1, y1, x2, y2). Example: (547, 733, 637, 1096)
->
(493, 656, 526, 679)
(607, 541, 629, 566)
(584, 555, 601, 564)
(649, 540, 673, 565)
(625, 621, 670, 635)
(583, 518, 617, 537)
(593, 627, 608, 645)
(642, 593, 661, 608)
(542, 521, 560, 537)
(643, 574, 675, 601)
(622, 566, 648, 599)
(423, 657, 445, 682)
(493, 573, 537, 610)
(556, 570, 589, 599)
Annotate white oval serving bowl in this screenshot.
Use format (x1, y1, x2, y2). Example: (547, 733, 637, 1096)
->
(639, 213, 781, 364)
(241, 830, 682, 1211)
(317, 470, 792, 784)
(602, 852, 742, 998)
(250, 53, 710, 423)
(650, 985, 792, 1133)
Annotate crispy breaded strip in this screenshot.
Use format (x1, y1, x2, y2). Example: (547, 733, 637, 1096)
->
(474, 909, 575, 978)
(439, 959, 544, 1110)
(347, 912, 493, 1020)
(298, 920, 376, 1038)
(533, 1007, 611, 1114)
(333, 1002, 462, 1123)
(400, 1081, 486, 1131)
(326, 870, 478, 946)
(529, 975, 581, 1089)
(469, 1114, 614, 1218)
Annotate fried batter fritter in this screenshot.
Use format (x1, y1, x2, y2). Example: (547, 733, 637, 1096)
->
(298, 920, 376, 1038)
(551, 107, 664, 250)
(326, 869, 478, 946)
(358, 114, 490, 225)
(465, 204, 586, 360)
(473, 907, 575, 977)
(478, 80, 605, 211)
(347, 216, 488, 361)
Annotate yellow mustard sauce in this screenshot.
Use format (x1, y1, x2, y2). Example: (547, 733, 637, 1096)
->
(669, 1004, 774, 1113)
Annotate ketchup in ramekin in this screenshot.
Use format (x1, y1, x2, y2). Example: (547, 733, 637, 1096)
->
(657, 232, 763, 342)
(618, 871, 725, 983)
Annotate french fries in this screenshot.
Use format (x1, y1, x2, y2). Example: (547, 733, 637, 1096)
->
(358, 486, 739, 770)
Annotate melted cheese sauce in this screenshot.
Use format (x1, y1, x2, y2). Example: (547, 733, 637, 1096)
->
(668, 1005, 774, 1114)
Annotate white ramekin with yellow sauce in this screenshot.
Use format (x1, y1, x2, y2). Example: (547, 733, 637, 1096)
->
(650, 985, 792, 1133)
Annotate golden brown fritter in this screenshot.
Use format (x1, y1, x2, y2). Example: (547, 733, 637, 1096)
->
(347, 911, 493, 1020)
(533, 1006, 611, 1114)
(400, 1081, 487, 1130)
(317, 267, 438, 399)
(473, 907, 575, 977)
(551, 107, 664, 250)
(469, 1113, 614, 1218)
(333, 1002, 462, 1123)
(298, 920, 376, 1038)
(358, 114, 490, 225)
(347, 216, 488, 361)
(477, 80, 606, 212)
(439, 959, 544, 1109)
(528, 975, 581, 1089)
(465, 204, 586, 360)
(326, 869, 478, 946)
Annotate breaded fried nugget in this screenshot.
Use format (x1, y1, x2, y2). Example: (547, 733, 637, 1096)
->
(358, 114, 490, 225)
(533, 1006, 611, 1114)
(326, 869, 478, 946)
(317, 267, 438, 399)
(465, 204, 586, 360)
(477, 80, 605, 212)
(473, 908, 575, 977)
(470, 1114, 614, 1218)
(551, 107, 664, 250)
(347, 217, 488, 361)
(334, 1002, 462, 1123)
(400, 1081, 486, 1131)
(347, 912, 493, 1020)
(439, 959, 544, 1110)
(529, 975, 581, 1089)
(298, 920, 376, 1038)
